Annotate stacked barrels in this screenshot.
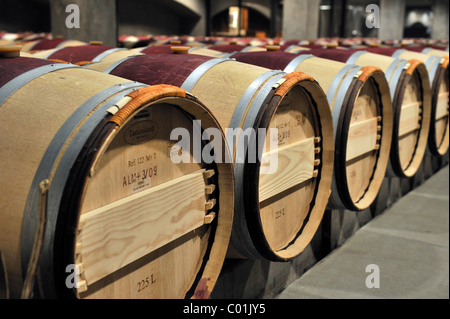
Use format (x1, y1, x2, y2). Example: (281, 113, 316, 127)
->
(25, 43, 336, 262)
(187, 38, 448, 165)
(286, 47, 433, 179)
(0, 42, 337, 298)
(51, 42, 394, 212)
(221, 50, 394, 211)
(0, 33, 448, 299)
(0, 46, 235, 299)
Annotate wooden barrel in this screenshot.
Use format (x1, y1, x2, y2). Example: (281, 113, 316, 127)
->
(0, 51, 234, 299)
(364, 47, 449, 157)
(188, 45, 277, 58)
(418, 46, 449, 156)
(18, 38, 87, 53)
(296, 48, 432, 179)
(131, 44, 214, 56)
(420, 47, 449, 58)
(133, 44, 180, 55)
(207, 44, 266, 53)
(239, 45, 267, 52)
(228, 51, 393, 211)
(282, 45, 312, 54)
(32, 44, 139, 65)
(0, 39, 14, 46)
(187, 46, 230, 58)
(394, 45, 449, 56)
(79, 51, 335, 261)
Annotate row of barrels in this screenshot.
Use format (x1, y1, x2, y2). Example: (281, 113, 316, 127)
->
(0, 36, 448, 299)
(117, 34, 450, 50)
(1, 30, 449, 50)
(2, 43, 334, 299)
(30, 39, 449, 174)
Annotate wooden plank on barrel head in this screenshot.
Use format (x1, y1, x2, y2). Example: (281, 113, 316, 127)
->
(399, 101, 422, 137)
(78, 169, 207, 286)
(346, 117, 378, 162)
(435, 92, 449, 120)
(259, 137, 315, 203)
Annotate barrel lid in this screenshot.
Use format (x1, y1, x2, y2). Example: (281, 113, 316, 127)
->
(171, 46, 190, 54)
(266, 45, 280, 52)
(169, 39, 182, 45)
(0, 45, 22, 58)
(90, 40, 103, 45)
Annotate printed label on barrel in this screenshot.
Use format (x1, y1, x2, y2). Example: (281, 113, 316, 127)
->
(277, 121, 291, 145)
(124, 120, 159, 145)
(123, 153, 158, 193)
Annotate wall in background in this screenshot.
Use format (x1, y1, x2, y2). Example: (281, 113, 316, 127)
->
(0, 0, 448, 40)
(0, 0, 51, 33)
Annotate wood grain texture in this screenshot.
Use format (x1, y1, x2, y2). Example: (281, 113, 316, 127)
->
(293, 56, 348, 103)
(398, 101, 421, 137)
(397, 51, 442, 76)
(78, 169, 207, 286)
(259, 137, 315, 202)
(397, 72, 422, 171)
(346, 117, 379, 161)
(74, 101, 231, 299)
(190, 60, 270, 130)
(435, 92, 449, 120)
(353, 52, 401, 75)
(258, 84, 320, 253)
(346, 78, 380, 204)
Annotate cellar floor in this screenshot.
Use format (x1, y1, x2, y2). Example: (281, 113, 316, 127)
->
(275, 165, 449, 299)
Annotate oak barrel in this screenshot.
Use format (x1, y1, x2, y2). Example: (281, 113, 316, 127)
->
(186, 46, 230, 58)
(421, 47, 449, 57)
(297, 48, 432, 179)
(402, 46, 449, 58)
(207, 43, 266, 53)
(32, 43, 139, 65)
(79, 50, 335, 261)
(227, 50, 393, 211)
(131, 44, 262, 57)
(0, 51, 234, 299)
(364, 47, 449, 157)
(133, 44, 180, 55)
(18, 38, 87, 53)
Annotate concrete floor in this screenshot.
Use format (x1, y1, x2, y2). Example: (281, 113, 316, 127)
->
(275, 165, 449, 299)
